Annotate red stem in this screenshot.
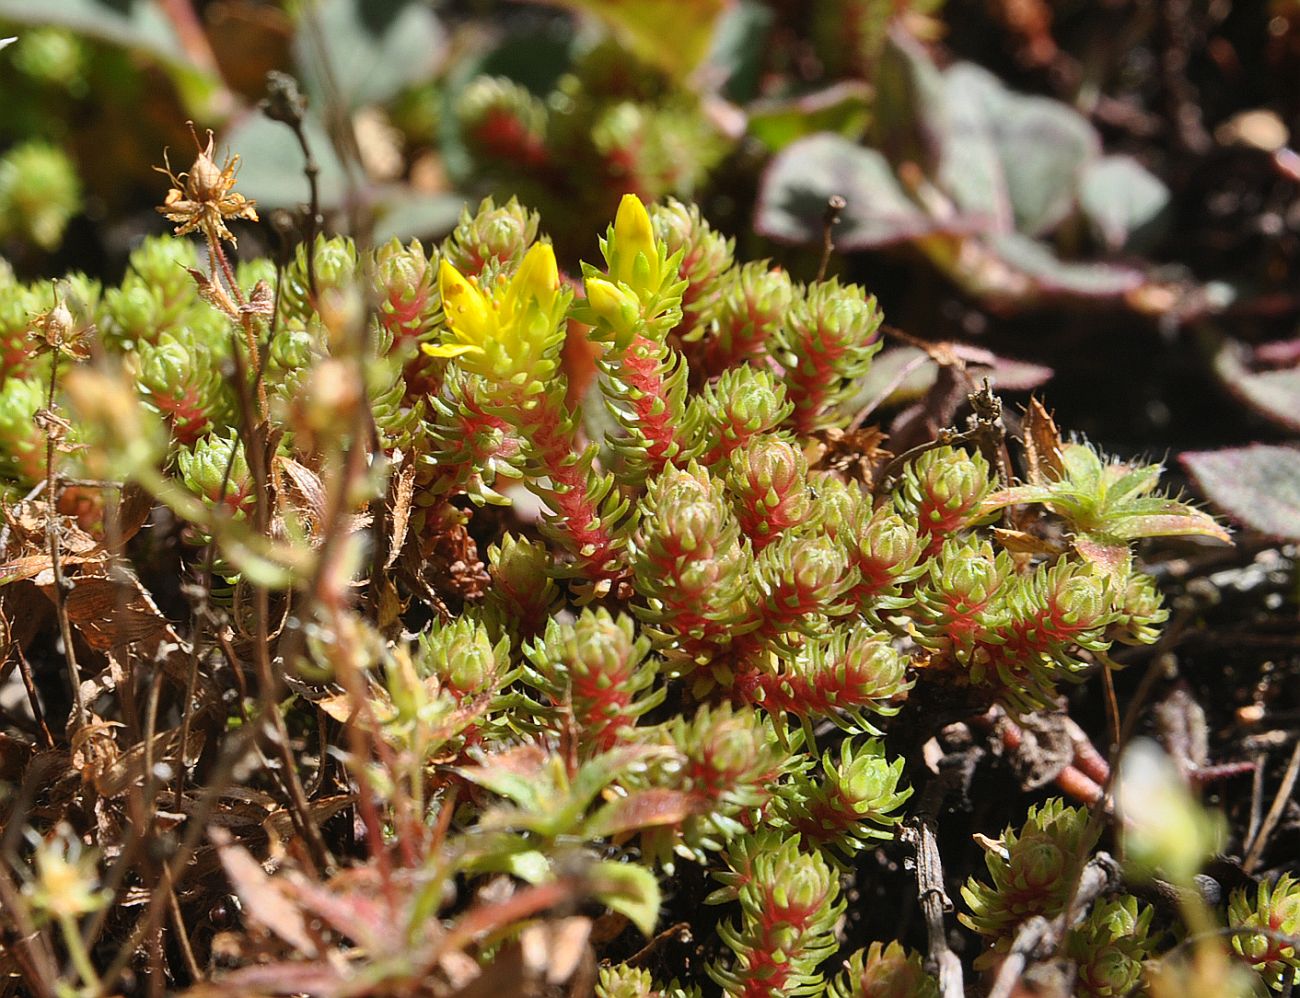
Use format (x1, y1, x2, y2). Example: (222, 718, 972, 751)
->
(618, 335, 681, 478)
(522, 389, 626, 589)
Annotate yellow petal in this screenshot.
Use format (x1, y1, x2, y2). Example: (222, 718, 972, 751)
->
(438, 259, 490, 344)
(505, 242, 560, 316)
(421, 341, 482, 359)
(612, 193, 659, 289)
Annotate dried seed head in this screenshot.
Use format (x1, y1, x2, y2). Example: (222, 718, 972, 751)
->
(155, 124, 258, 247)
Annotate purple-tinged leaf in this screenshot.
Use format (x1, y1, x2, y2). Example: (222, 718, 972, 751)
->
(755, 133, 967, 249)
(931, 64, 1011, 233)
(942, 63, 1098, 237)
(1182, 445, 1300, 540)
(986, 232, 1144, 298)
(1213, 337, 1300, 433)
(847, 343, 1052, 424)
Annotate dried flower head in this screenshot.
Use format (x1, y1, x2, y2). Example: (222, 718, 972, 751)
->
(156, 125, 258, 246)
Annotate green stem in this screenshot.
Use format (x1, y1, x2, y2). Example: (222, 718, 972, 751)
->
(58, 913, 101, 994)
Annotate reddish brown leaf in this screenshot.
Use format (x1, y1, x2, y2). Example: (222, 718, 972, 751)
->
(211, 826, 321, 958)
(589, 789, 698, 838)
(55, 574, 173, 651)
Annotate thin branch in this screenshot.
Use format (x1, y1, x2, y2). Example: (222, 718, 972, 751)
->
(816, 194, 846, 283)
(900, 774, 964, 998)
(986, 852, 1121, 998)
(1243, 739, 1300, 873)
(14, 644, 54, 748)
(39, 323, 84, 729)
(262, 73, 321, 304)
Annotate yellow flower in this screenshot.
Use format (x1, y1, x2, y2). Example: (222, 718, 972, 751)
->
(609, 193, 662, 294)
(424, 242, 566, 388)
(430, 259, 491, 358)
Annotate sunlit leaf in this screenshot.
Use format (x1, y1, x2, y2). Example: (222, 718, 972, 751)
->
(755, 133, 960, 249)
(1182, 445, 1300, 540)
(1107, 507, 1231, 544)
(1079, 155, 1170, 251)
(589, 861, 661, 936)
(531, 0, 733, 83)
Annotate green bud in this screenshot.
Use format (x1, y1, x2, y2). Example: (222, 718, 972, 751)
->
(176, 432, 253, 514)
(442, 196, 541, 276)
(416, 616, 507, 697)
(488, 533, 558, 637)
(726, 434, 810, 548)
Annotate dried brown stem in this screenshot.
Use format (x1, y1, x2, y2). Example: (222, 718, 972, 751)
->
(985, 852, 1120, 998)
(900, 775, 964, 998)
(1243, 739, 1300, 873)
(816, 194, 846, 283)
(14, 644, 54, 748)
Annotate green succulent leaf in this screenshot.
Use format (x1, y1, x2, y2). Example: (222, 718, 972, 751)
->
(590, 861, 661, 936)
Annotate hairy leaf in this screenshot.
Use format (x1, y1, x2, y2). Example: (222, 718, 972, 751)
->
(1182, 445, 1300, 540)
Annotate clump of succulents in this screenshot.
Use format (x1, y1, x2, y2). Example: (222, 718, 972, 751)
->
(1228, 873, 1300, 991)
(0, 142, 1244, 998)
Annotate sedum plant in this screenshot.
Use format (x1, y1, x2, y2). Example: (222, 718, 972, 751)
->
(0, 126, 1246, 998)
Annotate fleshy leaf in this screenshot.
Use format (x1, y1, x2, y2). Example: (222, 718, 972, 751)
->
(985, 232, 1144, 298)
(1182, 445, 1300, 540)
